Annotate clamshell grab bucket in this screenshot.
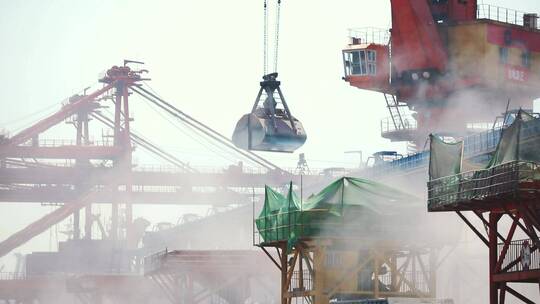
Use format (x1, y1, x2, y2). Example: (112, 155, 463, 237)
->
(232, 112, 307, 153)
(231, 73, 307, 153)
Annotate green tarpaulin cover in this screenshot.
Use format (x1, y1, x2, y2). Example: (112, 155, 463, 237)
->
(429, 135, 463, 181)
(428, 110, 540, 210)
(256, 177, 422, 249)
(488, 111, 539, 167)
(429, 110, 539, 179)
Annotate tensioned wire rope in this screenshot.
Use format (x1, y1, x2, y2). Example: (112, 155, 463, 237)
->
(2, 82, 100, 134)
(134, 85, 274, 170)
(128, 95, 244, 168)
(91, 110, 196, 173)
(263, 0, 282, 75)
(132, 85, 263, 168)
(134, 83, 284, 172)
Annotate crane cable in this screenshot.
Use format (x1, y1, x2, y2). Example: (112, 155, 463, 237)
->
(263, 0, 268, 75)
(273, 0, 281, 73)
(131, 85, 285, 172)
(90, 111, 197, 173)
(263, 0, 282, 74)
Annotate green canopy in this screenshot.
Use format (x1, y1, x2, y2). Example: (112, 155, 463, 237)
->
(256, 177, 423, 248)
(429, 110, 538, 181)
(429, 135, 463, 181)
(488, 110, 539, 167)
(427, 110, 540, 211)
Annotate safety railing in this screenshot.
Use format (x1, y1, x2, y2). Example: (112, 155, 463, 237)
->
(348, 27, 390, 45)
(289, 270, 313, 293)
(466, 122, 501, 133)
(354, 151, 429, 179)
(133, 164, 278, 175)
(477, 4, 538, 29)
(330, 299, 388, 304)
(131, 185, 184, 193)
(363, 115, 540, 178)
(134, 163, 332, 176)
(209, 295, 229, 304)
(498, 239, 539, 272)
(331, 300, 388, 304)
(378, 270, 431, 295)
(380, 115, 418, 135)
(0, 272, 26, 280)
(19, 138, 114, 147)
(427, 161, 540, 210)
(332, 299, 452, 304)
(143, 249, 168, 275)
(462, 126, 501, 156)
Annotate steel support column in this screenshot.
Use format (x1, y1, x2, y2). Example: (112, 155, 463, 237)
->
(489, 212, 500, 304)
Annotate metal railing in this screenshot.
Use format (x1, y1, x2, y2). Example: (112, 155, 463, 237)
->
(378, 270, 431, 295)
(133, 163, 335, 176)
(143, 249, 168, 275)
(333, 299, 452, 304)
(427, 161, 540, 210)
(290, 270, 313, 293)
(462, 127, 501, 156)
(498, 239, 539, 272)
(380, 118, 502, 145)
(466, 122, 504, 132)
(332, 300, 388, 304)
(0, 272, 26, 280)
(20, 138, 114, 147)
(362, 116, 540, 178)
(380, 115, 418, 135)
(477, 4, 538, 29)
(348, 27, 390, 45)
(134, 164, 272, 174)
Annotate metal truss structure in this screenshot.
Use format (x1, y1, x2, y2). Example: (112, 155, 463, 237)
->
(428, 160, 540, 304)
(0, 63, 327, 303)
(0, 63, 327, 260)
(144, 250, 278, 304)
(257, 239, 439, 304)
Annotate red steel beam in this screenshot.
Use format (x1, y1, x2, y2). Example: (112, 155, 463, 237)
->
(505, 285, 536, 304)
(493, 270, 540, 283)
(2, 83, 114, 147)
(0, 145, 124, 159)
(0, 188, 250, 205)
(390, 0, 448, 73)
(0, 276, 66, 297)
(456, 211, 489, 246)
(495, 217, 518, 272)
(0, 167, 323, 188)
(0, 163, 131, 258)
(501, 245, 538, 273)
(0, 191, 96, 258)
(489, 212, 500, 304)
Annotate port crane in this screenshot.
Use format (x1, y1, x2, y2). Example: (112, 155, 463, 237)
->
(341, 1, 540, 303)
(343, 0, 540, 149)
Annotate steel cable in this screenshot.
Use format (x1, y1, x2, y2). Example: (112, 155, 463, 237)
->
(132, 85, 284, 172)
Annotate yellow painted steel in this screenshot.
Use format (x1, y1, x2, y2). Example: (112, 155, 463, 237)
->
(269, 239, 438, 304)
(447, 22, 540, 104)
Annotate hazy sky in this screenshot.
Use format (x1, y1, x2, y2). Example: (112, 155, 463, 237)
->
(1, 0, 540, 274)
